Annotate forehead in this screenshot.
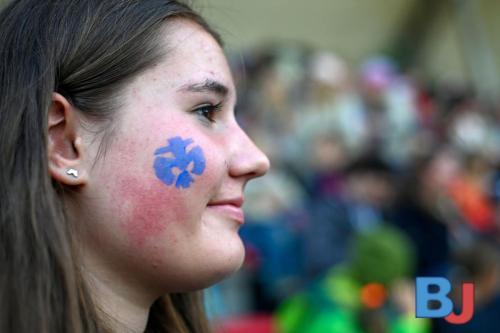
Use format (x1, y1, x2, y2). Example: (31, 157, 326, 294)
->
(152, 19, 235, 96)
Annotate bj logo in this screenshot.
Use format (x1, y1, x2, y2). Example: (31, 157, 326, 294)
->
(415, 277, 475, 324)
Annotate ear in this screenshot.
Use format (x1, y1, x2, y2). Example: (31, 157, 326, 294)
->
(47, 92, 89, 186)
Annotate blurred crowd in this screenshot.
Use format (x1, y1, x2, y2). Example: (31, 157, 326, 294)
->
(208, 45, 500, 333)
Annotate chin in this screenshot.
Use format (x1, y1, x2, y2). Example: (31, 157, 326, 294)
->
(214, 244, 246, 279)
(197, 241, 246, 289)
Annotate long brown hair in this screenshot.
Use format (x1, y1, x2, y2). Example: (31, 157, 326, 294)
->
(0, 0, 220, 332)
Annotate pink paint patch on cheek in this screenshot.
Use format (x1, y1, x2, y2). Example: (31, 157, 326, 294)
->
(115, 176, 184, 248)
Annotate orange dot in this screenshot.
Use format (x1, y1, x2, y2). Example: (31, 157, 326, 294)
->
(360, 283, 387, 309)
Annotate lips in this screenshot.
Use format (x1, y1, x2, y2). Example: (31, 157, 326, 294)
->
(207, 197, 245, 224)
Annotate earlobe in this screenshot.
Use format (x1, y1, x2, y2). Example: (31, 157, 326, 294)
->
(47, 93, 89, 186)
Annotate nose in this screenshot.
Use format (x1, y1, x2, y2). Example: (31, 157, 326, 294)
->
(228, 125, 270, 181)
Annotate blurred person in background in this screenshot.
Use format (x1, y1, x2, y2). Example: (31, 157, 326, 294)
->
(358, 56, 419, 167)
(390, 152, 452, 277)
(447, 153, 497, 235)
(303, 151, 397, 281)
(276, 225, 428, 333)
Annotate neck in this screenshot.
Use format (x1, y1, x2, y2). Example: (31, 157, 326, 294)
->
(82, 264, 155, 333)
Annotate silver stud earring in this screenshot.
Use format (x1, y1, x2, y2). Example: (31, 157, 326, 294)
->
(66, 168, 79, 178)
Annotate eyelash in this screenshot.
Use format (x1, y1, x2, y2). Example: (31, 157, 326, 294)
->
(193, 102, 223, 123)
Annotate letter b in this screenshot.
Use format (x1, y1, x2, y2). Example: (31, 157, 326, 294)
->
(416, 277, 453, 318)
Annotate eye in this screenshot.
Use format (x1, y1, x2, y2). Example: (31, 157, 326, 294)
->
(193, 102, 223, 124)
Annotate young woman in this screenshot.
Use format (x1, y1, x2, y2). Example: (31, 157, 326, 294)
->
(0, 0, 270, 332)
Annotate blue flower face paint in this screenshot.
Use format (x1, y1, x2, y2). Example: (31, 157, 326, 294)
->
(153, 136, 206, 189)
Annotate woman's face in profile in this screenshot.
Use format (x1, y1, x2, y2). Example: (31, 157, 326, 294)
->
(76, 19, 269, 294)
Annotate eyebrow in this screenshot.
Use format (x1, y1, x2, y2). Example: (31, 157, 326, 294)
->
(177, 79, 229, 98)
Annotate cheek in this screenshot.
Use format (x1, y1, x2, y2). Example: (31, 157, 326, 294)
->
(104, 125, 226, 248)
(113, 175, 189, 248)
(111, 153, 219, 250)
